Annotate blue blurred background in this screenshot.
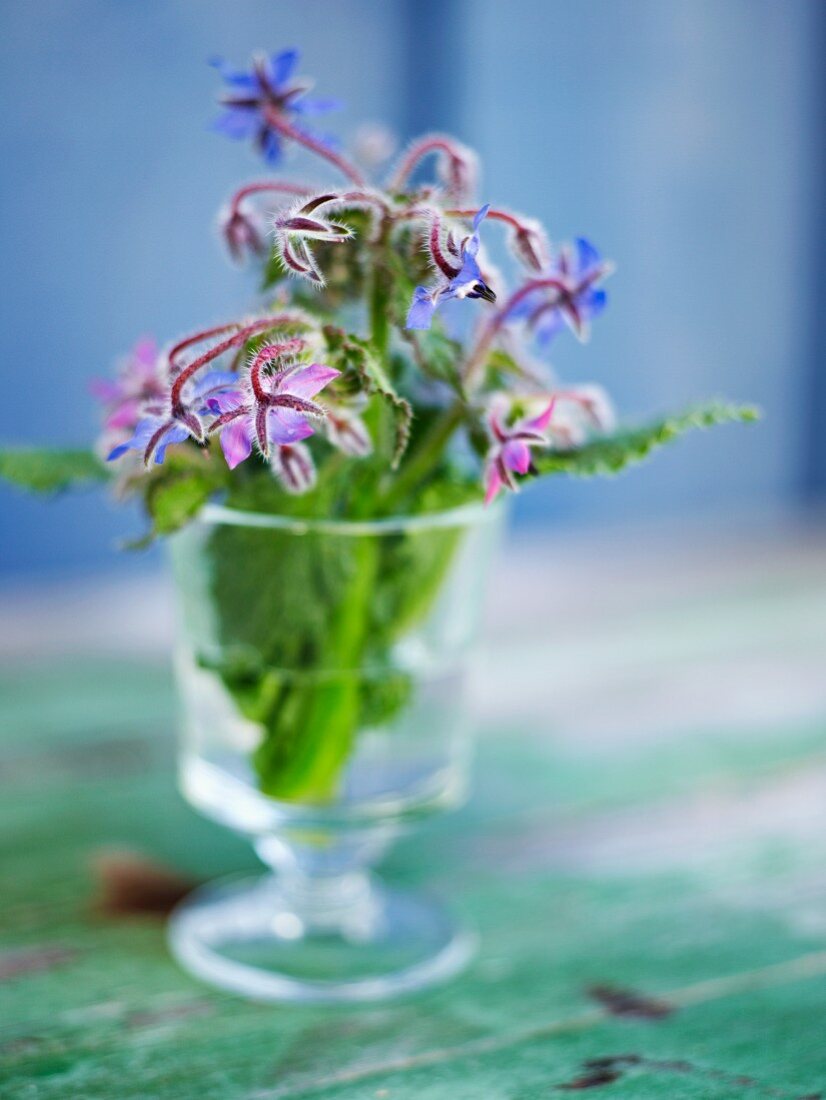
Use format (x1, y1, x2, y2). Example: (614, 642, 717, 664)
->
(1, 0, 823, 579)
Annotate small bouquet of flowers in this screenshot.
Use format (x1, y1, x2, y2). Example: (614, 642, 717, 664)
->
(1, 49, 756, 804)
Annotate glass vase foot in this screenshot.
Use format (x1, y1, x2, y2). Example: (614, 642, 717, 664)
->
(167, 872, 476, 1004)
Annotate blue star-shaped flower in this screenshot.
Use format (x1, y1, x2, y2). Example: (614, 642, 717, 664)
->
(406, 205, 497, 330)
(210, 49, 341, 165)
(507, 238, 610, 346)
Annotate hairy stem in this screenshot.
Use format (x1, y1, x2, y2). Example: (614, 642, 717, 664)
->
(389, 135, 462, 191)
(263, 106, 365, 186)
(461, 276, 570, 389)
(446, 207, 523, 231)
(228, 180, 312, 218)
(365, 211, 393, 359)
(170, 315, 300, 410)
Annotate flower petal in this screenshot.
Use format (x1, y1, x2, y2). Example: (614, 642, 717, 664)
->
(211, 107, 260, 139)
(406, 286, 438, 330)
(472, 203, 490, 234)
(107, 417, 159, 460)
(260, 128, 283, 164)
(268, 407, 315, 445)
(269, 49, 300, 89)
(153, 426, 187, 465)
(278, 363, 340, 399)
(190, 370, 238, 403)
(502, 439, 532, 475)
(105, 398, 141, 430)
(132, 337, 158, 367)
(291, 96, 343, 116)
(220, 421, 253, 469)
(90, 378, 122, 404)
(575, 237, 601, 274)
(207, 388, 244, 415)
(451, 250, 483, 294)
(272, 442, 316, 494)
(326, 412, 372, 457)
(209, 56, 258, 91)
(524, 399, 555, 434)
(484, 464, 503, 505)
(584, 286, 608, 319)
(535, 307, 565, 347)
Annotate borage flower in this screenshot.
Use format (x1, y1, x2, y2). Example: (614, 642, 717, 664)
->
(406, 205, 496, 330)
(211, 49, 340, 165)
(107, 371, 236, 466)
(91, 338, 166, 434)
(483, 396, 555, 505)
(272, 195, 355, 285)
(207, 346, 339, 473)
(322, 395, 372, 457)
(507, 238, 613, 346)
(220, 203, 267, 264)
(389, 133, 479, 205)
(547, 385, 615, 448)
(271, 443, 317, 494)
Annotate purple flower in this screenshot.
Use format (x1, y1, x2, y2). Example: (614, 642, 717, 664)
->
(322, 396, 373, 457)
(272, 196, 355, 285)
(406, 205, 497, 330)
(545, 385, 616, 448)
(220, 204, 266, 264)
(107, 371, 236, 466)
(91, 338, 165, 434)
(272, 442, 317, 494)
(483, 397, 555, 504)
(210, 49, 341, 165)
(506, 238, 612, 346)
(207, 355, 340, 470)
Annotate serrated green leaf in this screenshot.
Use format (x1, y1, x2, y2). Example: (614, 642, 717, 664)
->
(402, 327, 464, 393)
(533, 401, 760, 479)
(0, 448, 109, 493)
(323, 327, 413, 467)
(144, 468, 216, 536)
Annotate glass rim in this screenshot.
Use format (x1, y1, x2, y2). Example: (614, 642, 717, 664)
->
(199, 499, 498, 536)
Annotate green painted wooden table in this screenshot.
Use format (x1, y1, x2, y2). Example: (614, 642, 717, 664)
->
(3, 533, 826, 1098)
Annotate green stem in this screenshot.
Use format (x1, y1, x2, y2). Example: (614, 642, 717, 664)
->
(369, 225, 391, 359)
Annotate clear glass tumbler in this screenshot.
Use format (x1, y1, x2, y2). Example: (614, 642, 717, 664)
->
(166, 500, 503, 1003)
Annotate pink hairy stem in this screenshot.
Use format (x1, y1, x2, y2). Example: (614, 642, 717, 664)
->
(429, 215, 461, 278)
(262, 105, 365, 186)
(389, 136, 462, 191)
(446, 207, 525, 232)
(229, 180, 312, 216)
(461, 269, 605, 388)
(169, 316, 298, 412)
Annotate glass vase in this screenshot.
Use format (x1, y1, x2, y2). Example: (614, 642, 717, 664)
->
(166, 500, 503, 1003)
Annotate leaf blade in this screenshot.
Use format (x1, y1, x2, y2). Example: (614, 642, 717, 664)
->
(0, 448, 109, 493)
(533, 401, 760, 479)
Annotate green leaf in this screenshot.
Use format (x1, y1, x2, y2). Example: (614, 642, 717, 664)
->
(402, 327, 464, 393)
(143, 466, 218, 537)
(323, 327, 413, 467)
(0, 448, 109, 493)
(533, 401, 760, 479)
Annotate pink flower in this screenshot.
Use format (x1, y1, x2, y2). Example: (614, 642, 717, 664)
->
(483, 397, 555, 504)
(91, 338, 165, 435)
(547, 386, 615, 448)
(272, 442, 317, 493)
(207, 347, 339, 472)
(220, 203, 266, 264)
(322, 396, 372, 457)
